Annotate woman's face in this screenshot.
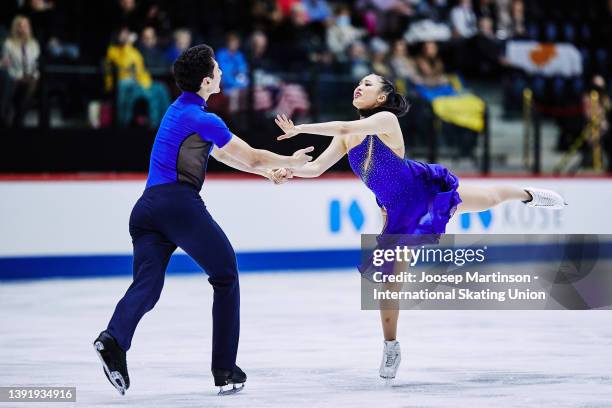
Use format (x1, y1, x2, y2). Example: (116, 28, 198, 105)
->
(424, 41, 437, 58)
(17, 18, 31, 37)
(353, 74, 386, 110)
(511, 0, 524, 16)
(393, 40, 407, 56)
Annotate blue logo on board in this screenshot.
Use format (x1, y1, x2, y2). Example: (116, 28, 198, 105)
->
(460, 210, 493, 230)
(329, 199, 365, 233)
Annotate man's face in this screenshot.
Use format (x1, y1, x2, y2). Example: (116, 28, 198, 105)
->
(120, 0, 135, 12)
(175, 31, 191, 51)
(228, 36, 240, 52)
(142, 28, 156, 48)
(203, 60, 222, 94)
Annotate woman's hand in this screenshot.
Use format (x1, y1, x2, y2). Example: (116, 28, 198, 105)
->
(265, 168, 293, 184)
(275, 114, 301, 140)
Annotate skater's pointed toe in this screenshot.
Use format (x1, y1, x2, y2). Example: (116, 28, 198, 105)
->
(523, 187, 567, 210)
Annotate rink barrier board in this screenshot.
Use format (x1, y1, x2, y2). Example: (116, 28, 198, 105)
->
(2, 175, 612, 280)
(2, 241, 612, 281)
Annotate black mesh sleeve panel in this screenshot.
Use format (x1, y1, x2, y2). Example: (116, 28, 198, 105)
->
(176, 133, 213, 190)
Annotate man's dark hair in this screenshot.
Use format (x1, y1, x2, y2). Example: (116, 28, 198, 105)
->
(172, 44, 215, 93)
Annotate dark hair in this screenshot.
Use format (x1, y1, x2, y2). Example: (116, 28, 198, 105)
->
(358, 76, 410, 118)
(172, 44, 215, 93)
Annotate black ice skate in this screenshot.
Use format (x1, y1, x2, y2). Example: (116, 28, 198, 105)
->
(93, 331, 130, 395)
(212, 365, 246, 395)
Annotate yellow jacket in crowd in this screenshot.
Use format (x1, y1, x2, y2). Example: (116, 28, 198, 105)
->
(104, 44, 152, 91)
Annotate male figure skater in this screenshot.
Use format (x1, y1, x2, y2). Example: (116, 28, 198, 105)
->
(93, 44, 314, 396)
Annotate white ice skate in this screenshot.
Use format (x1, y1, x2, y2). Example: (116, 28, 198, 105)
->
(523, 187, 567, 210)
(379, 340, 401, 381)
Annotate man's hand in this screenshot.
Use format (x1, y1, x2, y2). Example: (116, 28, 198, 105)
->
(275, 114, 301, 140)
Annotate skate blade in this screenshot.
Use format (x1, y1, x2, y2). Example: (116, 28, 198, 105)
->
(217, 383, 244, 396)
(383, 377, 394, 387)
(93, 342, 127, 396)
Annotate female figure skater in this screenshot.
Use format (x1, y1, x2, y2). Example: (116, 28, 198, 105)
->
(273, 73, 566, 381)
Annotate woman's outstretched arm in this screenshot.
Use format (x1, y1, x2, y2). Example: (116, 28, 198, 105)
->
(284, 136, 348, 178)
(275, 111, 400, 140)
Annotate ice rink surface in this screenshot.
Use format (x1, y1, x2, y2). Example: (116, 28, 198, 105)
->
(1, 270, 611, 408)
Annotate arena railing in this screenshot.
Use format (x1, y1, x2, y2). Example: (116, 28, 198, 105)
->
(31, 63, 493, 174)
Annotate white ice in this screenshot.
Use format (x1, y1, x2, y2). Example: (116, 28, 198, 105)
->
(1, 271, 611, 408)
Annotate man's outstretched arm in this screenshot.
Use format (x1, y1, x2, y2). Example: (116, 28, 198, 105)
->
(210, 145, 286, 184)
(217, 133, 314, 169)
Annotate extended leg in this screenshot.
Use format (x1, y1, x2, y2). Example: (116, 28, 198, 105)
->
(456, 184, 530, 214)
(106, 230, 176, 351)
(457, 184, 567, 212)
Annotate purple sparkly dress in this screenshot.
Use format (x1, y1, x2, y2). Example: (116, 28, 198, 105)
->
(348, 135, 462, 279)
(348, 135, 462, 235)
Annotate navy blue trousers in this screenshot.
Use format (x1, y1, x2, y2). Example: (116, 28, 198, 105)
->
(106, 182, 240, 370)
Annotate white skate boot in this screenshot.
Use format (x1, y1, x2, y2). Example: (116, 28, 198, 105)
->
(379, 340, 401, 381)
(523, 187, 567, 210)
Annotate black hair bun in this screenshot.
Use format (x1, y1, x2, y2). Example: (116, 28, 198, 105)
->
(387, 91, 410, 117)
(358, 91, 410, 118)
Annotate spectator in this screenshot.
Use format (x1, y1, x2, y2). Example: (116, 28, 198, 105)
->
(326, 5, 366, 63)
(217, 32, 249, 113)
(248, 30, 310, 118)
(104, 26, 170, 127)
(474, 16, 505, 75)
(415, 41, 448, 86)
(503, 0, 526, 39)
(495, 0, 511, 35)
(450, 0, 478, 38)
(137, 26, 169, 72)
(142, 2, 171, 45)
(474, 0, 498, 30)
(389, 39, 420, 83)
(3, 15, 39, 127)
(165, 28, 191, 65)
(370, 37, 392, 77)
(217, 32, 249, 93)
(302, 0, 332, 23)
(348, 41, 370, 80)
(249, 30, 276, 72)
